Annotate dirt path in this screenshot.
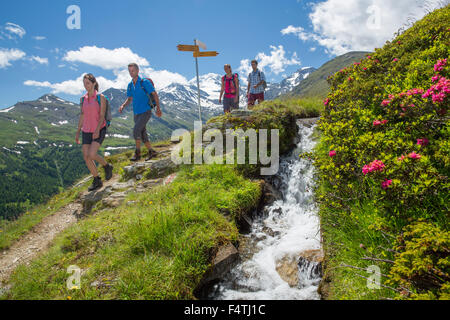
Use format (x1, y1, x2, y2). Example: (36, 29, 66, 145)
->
(0, 144, 177, 286)
(0, 173, 123, 285)
(0, 202, 80, 284)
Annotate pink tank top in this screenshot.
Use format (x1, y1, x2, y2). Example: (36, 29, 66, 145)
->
(82, 91, 106, 133)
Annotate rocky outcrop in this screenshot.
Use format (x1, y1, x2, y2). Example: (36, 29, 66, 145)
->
(194, 243, 240, 299)
(275, 249, 323, 288)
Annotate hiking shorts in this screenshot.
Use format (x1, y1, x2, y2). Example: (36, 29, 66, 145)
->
(133, 109, 152, 143)
(223, 97, 239, 113)
(82, 127, 107, 145)
(248, 92, 265, 106)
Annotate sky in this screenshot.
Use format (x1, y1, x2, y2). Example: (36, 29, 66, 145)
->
(0, 0, 447, 108)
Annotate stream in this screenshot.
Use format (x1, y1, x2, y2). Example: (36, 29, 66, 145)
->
(210, 120, 322, 300)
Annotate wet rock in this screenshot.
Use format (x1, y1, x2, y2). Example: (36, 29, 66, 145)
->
(276, 256, 300, 287)
(298, 249, 324, 278)
(263, 181, 283, 206)
(237, 210, 254, 234)
(296, 117, 320, 128)
(194, 243, 239, 299)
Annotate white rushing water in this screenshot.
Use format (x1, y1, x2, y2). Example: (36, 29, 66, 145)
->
(213, 122, 322, 300)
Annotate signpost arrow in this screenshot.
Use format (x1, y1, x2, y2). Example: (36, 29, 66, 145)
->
(177, 44, 199, 52)
(193, 51, 219, 57)
(177, 39, 219, 123)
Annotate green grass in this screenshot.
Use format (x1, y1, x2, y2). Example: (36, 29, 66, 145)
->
(315, 139, 397, 300)
(0, 183, 87, 251)
(3, 163, 261, 300)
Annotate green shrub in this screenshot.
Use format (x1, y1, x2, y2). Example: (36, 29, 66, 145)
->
(315, 5, 449, 299)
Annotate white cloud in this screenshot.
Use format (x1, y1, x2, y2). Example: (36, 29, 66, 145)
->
(63, 46, 150, 70)
(33, 36, 46, 41)
(282, 0, 449, 56)
(26, 45, 188, 95)
(238, 45, 301, 79)
(30, 56, 49, 65)
(24, 67, 189, 95)
(2, 22, 26, 40)
(0, 48, 26, 68)
(142, 68, 189, 90)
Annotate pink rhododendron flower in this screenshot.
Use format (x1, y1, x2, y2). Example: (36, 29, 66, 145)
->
(434, 59, 447, 72)
(417, 138, 429, 146)
(432, 75, 441, 82)
(329, 150, 336, 157)
(423, 77, 449, 104)
(382, 179, 393, 190)
(324, 98, 330, 106)
(408, 152, 421, 159)
(397, 155, 406, 162)
(362, 160, 385, 175)
(393, 58, 398, 62)
(373, 120, 388, 126)
(362, 165, 371, 175)
(381, 99, 391, 106)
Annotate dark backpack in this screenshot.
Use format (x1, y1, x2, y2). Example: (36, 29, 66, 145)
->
(140, 78, 157, 109)
(80, 94, 112, 127)
(249, 70, 267, 90)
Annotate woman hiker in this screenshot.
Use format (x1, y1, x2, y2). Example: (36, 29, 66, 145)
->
(75, 73, 114, 192)
(219, 64, 239, 114)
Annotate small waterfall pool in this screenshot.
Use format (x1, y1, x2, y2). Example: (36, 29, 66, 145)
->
(211, 121, 322, 300)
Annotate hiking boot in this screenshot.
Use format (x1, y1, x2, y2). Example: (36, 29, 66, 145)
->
(103, 163, 114, 181)
(88, 176, 103, 192)
(145, 148, 159, 161)
(130, 149, 141, 162)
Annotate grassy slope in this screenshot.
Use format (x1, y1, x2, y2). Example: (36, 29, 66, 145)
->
(2, 98, 323, 299)
(316, 6, 449, 300)
(289, 51, 369, 99)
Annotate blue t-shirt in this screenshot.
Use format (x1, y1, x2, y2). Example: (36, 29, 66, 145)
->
(127, 76, 155, 115)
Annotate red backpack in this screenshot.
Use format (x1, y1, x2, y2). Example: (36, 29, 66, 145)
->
(222, 73, 238, 95)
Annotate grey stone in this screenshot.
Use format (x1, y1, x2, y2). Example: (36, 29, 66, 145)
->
(111, 180, 134, 191)
(102, 192, 127, 208)
(144, 158, 178, 179)
(79, 188, 112, 213)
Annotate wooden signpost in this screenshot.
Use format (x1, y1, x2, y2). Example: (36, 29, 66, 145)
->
(177, 39, 219, 122)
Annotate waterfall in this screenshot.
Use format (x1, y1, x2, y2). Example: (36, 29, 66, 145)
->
(211, 121, 322, 300)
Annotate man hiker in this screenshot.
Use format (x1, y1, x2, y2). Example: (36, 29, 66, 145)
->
(247, 60, 266, 109)
(119, 63, 163, 161)
(219, 64, 239, 114)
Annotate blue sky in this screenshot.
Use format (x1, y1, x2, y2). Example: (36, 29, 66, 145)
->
(0, 0, 445, 108)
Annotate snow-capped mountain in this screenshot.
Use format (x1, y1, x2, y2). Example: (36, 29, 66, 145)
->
(265, 67, 316, 100)
(0, 66, 317, 150)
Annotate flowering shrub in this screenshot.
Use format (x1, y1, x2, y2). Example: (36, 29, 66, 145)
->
(314, 5, 449, 299)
